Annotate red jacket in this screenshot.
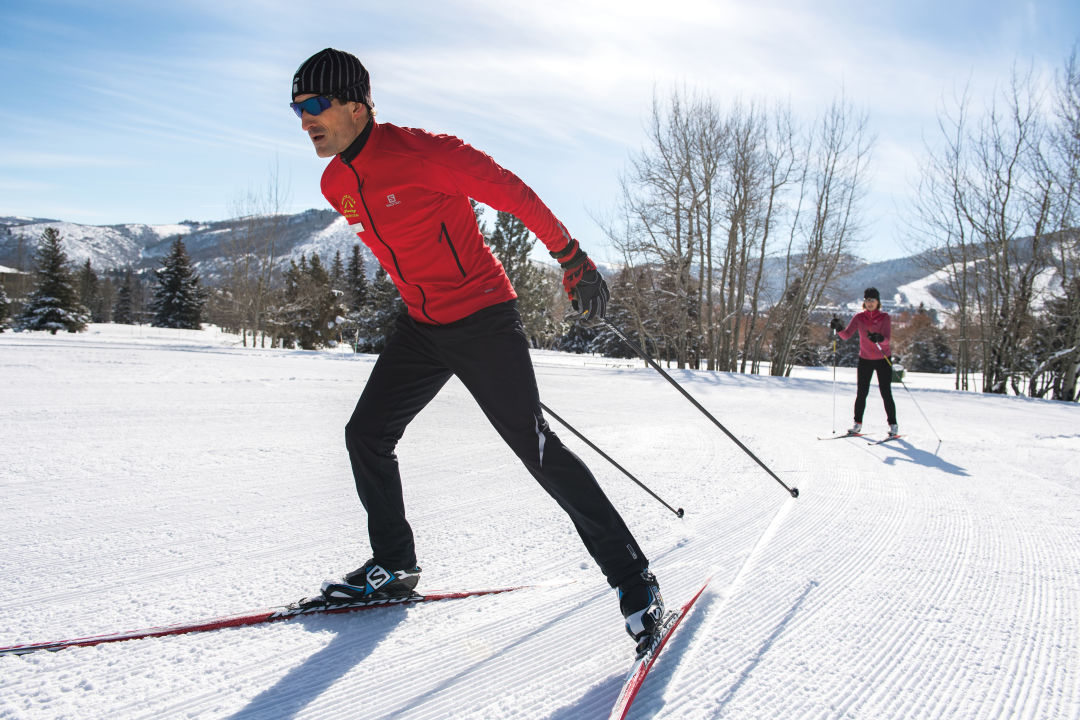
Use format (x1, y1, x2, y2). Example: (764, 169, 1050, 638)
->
(320, 122, 574, 324)
(838, 309, 891, 360)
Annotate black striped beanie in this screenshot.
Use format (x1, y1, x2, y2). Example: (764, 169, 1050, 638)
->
(291, 48, 372, 106)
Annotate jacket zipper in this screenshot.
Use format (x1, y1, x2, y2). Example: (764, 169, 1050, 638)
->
(439, 223, 467, 278)
(343, 161, 437, 324)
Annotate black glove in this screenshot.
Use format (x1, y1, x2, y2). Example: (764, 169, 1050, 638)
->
(868, 332, 884, 343)
(553, 239, 610, 320)
(570, 267, 609, 319)
(829, 316, 844, 332)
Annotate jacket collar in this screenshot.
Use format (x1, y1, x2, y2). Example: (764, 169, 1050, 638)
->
(339, 120, 375, 164)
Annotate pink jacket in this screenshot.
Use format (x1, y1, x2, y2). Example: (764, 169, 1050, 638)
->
(838, 310, 891, 360)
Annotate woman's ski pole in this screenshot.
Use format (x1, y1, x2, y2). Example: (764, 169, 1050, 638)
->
(602, 319, 799, 499)
(875, 342, 942, 443)
(831, 330, 839, 434)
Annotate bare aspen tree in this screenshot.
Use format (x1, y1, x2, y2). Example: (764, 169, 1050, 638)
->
(770, 96, 872, 376)
(743, 105, 799, 374)
(914, 66, 1068, 395)
(612, 90, 700, 368)
(226, 162, 290, 348)
(715, 100, 799, 374)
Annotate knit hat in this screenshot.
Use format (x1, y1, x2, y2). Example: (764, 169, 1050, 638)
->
(864, 287, 880, 301)
(292, 48, 372, 106)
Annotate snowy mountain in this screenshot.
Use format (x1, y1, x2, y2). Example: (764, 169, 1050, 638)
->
(2, 212, 1065, 315)
(0, 211, 377, 280)
(1, 324, 1078, 719)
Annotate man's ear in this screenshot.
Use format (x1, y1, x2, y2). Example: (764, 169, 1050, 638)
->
(351, 102, 370, 124)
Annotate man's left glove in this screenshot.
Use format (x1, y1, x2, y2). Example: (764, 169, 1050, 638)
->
(551, 239, 609, 320)
(868, 332, 884, 343)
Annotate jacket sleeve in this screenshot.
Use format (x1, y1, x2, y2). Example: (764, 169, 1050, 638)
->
(837, 314, 859, 341)
(415, 132, 575, 255)
(882, 313, 892, 339)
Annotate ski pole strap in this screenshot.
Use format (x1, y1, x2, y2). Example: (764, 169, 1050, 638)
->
(603, 319, 799, 499)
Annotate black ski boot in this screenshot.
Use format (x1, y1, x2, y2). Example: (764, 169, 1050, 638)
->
(319, 559, 422, 603)
(618, 568, 665, 653)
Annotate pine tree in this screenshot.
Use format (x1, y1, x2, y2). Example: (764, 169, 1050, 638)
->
(330, 250, 345, 291)
(15, 227, 89, 334)
(356, 266, 403, 353)
(151, 237, 205, 329)
(487, 211, 551, 342)
(113, 269, 136, 325)
(346, 244, 369, 311)
(902, 308, 954, 373)
(78, 259, 105, 323)
(268, 253, 345, 350)
(0, 279, 11, 332)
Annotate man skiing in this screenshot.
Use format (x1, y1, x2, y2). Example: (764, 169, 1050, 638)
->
(830, 287, 899, 437)
(290, 48, 663, 648)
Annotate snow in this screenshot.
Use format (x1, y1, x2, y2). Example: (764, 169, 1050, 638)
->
(894, 266, 953, 313)
(1, 324, 1078, 720)
(147, 224, 198, 239)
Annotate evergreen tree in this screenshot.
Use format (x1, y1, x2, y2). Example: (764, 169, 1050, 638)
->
(330, 250, 346, 291)
(487, 210, 549, 343)
(346, 244, 369, 311)
(1028, 276, 1080, 400)
(0, 279, 10, 332)
(15, 227, 89, 334)
(77, 259, 105, 323)
(269, 253, 345, 350)
(355, 266, 403, 353)
(151, 237, 205, 329)
(113, 269, 136, 325)
(902, 308, 954, 373)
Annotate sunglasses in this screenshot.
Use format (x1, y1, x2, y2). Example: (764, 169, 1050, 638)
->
(290, 94, 335, 118)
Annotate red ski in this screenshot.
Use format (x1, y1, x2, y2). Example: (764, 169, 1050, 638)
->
(0, 585, 529, 657)
(609, 574, 713, 719)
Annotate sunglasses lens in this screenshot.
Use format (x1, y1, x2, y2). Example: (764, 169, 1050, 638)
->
(291, 96, 332, 118)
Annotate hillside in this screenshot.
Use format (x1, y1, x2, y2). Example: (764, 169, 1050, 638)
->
(0, 211, 378, 281)
(1, 325, 1077, 719)
(2, 212, 960, 310)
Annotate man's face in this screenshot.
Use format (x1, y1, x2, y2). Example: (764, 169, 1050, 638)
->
(296, 94, 369, 158)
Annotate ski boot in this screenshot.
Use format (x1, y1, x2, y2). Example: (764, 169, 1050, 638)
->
(618, 568, 666, 655)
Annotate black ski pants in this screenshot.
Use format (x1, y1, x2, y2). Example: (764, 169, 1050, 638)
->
(344, 300, 648, 588)
(854, 357, 897, 425)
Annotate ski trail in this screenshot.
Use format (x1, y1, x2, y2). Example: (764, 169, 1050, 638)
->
(620, 495, 799, 719)
(717, 496, 796, 604)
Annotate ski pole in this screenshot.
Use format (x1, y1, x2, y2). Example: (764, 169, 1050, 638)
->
(539, 402, 685, 518)
(602, 319, 799, 499)
(831, 330, 839, 434)
(875, 342, 942, 443)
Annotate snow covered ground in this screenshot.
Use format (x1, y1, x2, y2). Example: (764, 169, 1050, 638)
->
(1, 324, 1078, 720)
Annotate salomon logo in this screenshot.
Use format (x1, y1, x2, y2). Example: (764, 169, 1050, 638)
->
(366, 565, 392, 590)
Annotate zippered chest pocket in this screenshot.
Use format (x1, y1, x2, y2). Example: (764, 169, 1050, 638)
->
(439, 223, 467, 278)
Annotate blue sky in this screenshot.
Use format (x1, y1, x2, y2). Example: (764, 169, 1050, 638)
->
(1, 0, 1077, 263)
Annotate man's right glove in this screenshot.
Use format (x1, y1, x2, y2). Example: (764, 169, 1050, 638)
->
(551, 239, 609, 320)
(829, 316, 844, 332)
(868, 332, 884, 343)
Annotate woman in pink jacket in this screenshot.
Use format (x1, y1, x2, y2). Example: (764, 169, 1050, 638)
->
(830, 287, 899, 437)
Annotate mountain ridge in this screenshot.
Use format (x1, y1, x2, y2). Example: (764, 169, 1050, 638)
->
(0, 212, 956, 311)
